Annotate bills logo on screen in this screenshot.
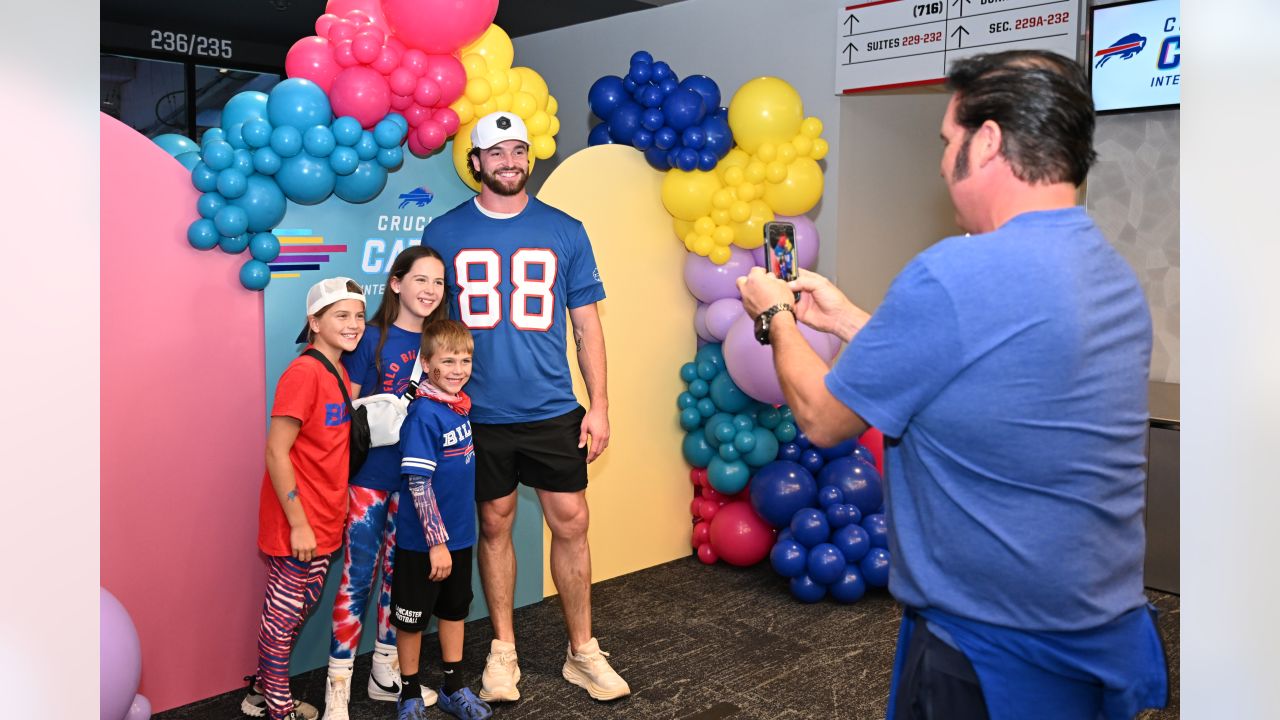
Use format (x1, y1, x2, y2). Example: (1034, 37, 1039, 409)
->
(1094, 33, 1147, 68)
(398, 186, 435, 208)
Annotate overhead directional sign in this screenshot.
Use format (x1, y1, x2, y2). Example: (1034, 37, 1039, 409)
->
(835, 0, 1081, 94)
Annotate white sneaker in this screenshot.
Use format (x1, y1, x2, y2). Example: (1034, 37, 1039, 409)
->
(368, 646, 402, 702)
(419, 685, 440, 707)
(562, 637, 631, 701)
(479, 639, 521, 702)
(320, 673, 351, 720)
(240, 675, 319, 719)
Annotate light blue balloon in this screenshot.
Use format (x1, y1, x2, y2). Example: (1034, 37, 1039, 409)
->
(191, 161, 219, 193)
(240, 259, 271, 291)
(249, 232, 281, 262)
(384, 112, 408, 134)
(276, 153, 336, 205)
(242, 118, 273, 148)
(152, 133, 198, 157)
(221, 91, 270, 132)
(329, 146, 360, 175)
(232, 149, 254, 175)
(213, 205, 249, 237)
(267, 78, 332, 131)
(197, 191, 227, 219)
(253, 147, 282, 175)
(226, 123, 247, 150)
(270, 126, 303, 158)
(373, 119, 404, 149)
(376, 146, 403, 170)
(332, 116, 363, 146)
(199, 127, 225, 148)
(219, 232, 251, 254)
(216, 168, 247, 199)
(187, 218, 220, 250)
(174, 151, 201, 170)
(202, 140, 234, 171)
(303, 125, 336, 158)
(230, 174, 287, 232)
(355, 132, 379, 161)
(333, 160, 387, 203)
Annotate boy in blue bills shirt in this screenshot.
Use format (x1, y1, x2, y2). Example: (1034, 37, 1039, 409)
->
(389, 320, 491, 720)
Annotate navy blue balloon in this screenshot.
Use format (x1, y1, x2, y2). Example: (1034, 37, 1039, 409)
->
(588, 75, 628, 120)
(675, 147, 698, 172)
(712, 106, 729, 121)
(678, 75, 722, 114)
(641, 108, 665, 132)
(662, 88, 707, 131)
(607, 102, 643, 144)
(851, 444, 878, 469)
(628, 61, 652, 84)
(800, 448, 826, 476)
(795, 427, 812, 449)
(790, 508, 830, 548)
(826, 503, 860, 530)
(862, 513, 890, 549)
(697, 150, 719, 172)
(631, 85, 648, 104)
(770, 539, 807, 578)
(817, 485, 843, 509)
(778, 528, 794, 543)
(630, 50, 653, 65)
(702, 113, 733, 156)
(778, 442, 802, 463)
(748, 460, 817, 528)
(790, 574, 826, 603)
(660, 77, 679, 95)
(639, 85, 665, 108)
(632, 129, 654, 150)
(807, 543, 845, 586)
(681, 126, 706, 150)
(860, 548, 891, 587)
(653, 126, 677, 151)
(830, 565, 868, 604)
(588, 122, 613, 146)
(832, 523, 871, 564)
(817, 438, 860, 460)
(643, 146, 670, 171)
(623, 76, 637, 93)
(651, 61, 674, 82)
(818, 457, 884, 515)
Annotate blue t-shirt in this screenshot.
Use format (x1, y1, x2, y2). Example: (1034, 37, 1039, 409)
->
(397, 398, 477, 552)
(422, 197, 606, 424)
(826, 207, 1153, 632)
(342, 323, 421, 491)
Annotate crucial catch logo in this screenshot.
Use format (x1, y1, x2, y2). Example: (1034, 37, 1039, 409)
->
(1094, 33, 1146, 68)
(398, 186, 435, 208)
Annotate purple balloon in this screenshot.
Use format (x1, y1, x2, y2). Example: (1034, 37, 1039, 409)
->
(126, 694, 153, 720)
(101, 588, 142, 720)
(723, 313, 841, 405)
(751, 213, 820, 271)
(683, 245, 753, 303)
(705, 297, 746, 341)
(693, 302, 715, 342)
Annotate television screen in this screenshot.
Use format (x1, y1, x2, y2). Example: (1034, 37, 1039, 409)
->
(1090, 0, 1180, 113)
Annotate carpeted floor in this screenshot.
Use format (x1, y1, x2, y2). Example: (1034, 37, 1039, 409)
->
(158, 555, 1178, 719)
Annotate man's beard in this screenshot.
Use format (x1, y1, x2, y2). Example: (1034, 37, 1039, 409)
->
(480, 166, 529, 196)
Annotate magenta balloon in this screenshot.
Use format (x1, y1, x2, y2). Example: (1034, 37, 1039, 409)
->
(423, 54, 467, 107)
(382, 0, 498, 54)
(683, 245, 752, 304)
(285, 36, 342, 92)
(693, 302, 715, 343)
(326, 0, 389, 29)
(723, 313, 841, 405)
(329, 66, 392, 128)
(707, 500, 776, 567)
(705, 297, 746, 342)
(101, 588, 142, 720)
(751, 213, 819, 271)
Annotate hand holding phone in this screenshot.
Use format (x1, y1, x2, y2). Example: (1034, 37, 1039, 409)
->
(763, 222, 799, 301)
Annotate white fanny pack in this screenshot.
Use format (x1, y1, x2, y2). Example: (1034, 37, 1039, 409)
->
(351, 358, 423, 448)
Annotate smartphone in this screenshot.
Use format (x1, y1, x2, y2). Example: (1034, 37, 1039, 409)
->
(763, 221, 799, 283)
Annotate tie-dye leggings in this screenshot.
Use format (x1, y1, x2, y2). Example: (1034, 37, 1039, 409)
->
(329, 486, 399, 659)
(257, 554, 332, 720)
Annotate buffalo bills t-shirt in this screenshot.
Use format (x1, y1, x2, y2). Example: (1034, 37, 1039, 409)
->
(342, 324, 420, 491)
(397, 398, 477, 552)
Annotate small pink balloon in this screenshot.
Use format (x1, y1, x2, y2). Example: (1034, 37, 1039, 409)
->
(699, 498, 720, 521)
(390, 93, 413, 111)
(404, 104, 430, 126)
(352, 32, 382, 64)
(355, 23, 384, 44)
(423, 53, 467, 106)
(328, 18, 357, 43)
(702, 486, 725, 501)
(315, 13, 340, 37)
(413, 78, 442, 108)
(333, 40, 358, 67)
(388, 67, 416, 96)
(697, 543, 718, 564)
(329, 66, 391, 128)
(373, 46, 401, 75)
(407, 132, 430, 157)
(285, 36, 341, 91)
(386, 36, 406, 54)
(325, 0, 388, 29)
(705, 297, 746, 342)
(382, 0, 498, 54)
(433, 107, 460, 135)
(401, 49, 428, 76)
(692, 521, 711, 547)
(416, 120, 447, 151)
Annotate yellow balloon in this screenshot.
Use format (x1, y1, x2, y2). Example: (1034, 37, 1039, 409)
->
(462, 53, 488, 78)
(661, 169, 723, 222)
(777, 142, 797, 163)
(718, 148, 750, 175)
(460, 24, 514, 72)
(511, 91, 537, 119)
(712, 188, 734, 209)
(733, 199, 774, 248)
(736, 182, 757, 202)
(801, 116, 824, 138)
(475, 98, 497, 117)
(811, 137, 830, 160)
(727, 76, 804, 153)
(526, 110, 551, 136)
(683, 233, 697, 252)
(514, 67, 549, 107)
(723, 166, 745, 187)
(762, 156, 823, 216)
(694, 216, 716, 235)
(674, 218, 695, 238)
(745, 161, 766, 185)
(713, 226, 735, 246)
(487, 69, 509, 96)
(532, 134, 555, 159)
(710, 208, 731, 226)
(506, 68, 522, 93)
(693, 234, 714, 256)
(451, 97, 475, 126)
(548, 115, 560, 137)
(452, 122, 482, 192)
(465, 77, 492, 104)
(494, 92, 512, 111)
(546, 95, 559, 115)
(756, 142, 777, 163)
(729, 200, 751, 223)
(766, 161, 788, 184)
(792, 134, 812, 156)
(709, 245, 732, 265)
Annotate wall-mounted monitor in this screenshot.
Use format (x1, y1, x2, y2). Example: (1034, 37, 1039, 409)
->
(1089, 0, 1180, 114)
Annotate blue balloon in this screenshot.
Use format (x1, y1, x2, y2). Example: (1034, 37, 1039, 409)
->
(818, 457, 884, 515)
(682, 431, 715, 468)
(191, 161, 218, 193)
(695, 342, 725, 372)
(607, 102, 643, 144)
(276, 153, 336, 204)
(713, 106, 729, 121)
(777, 442, 802, 463)
(253, 147, 282, 175)
(859, 548, 891, 587)
(587, 122, 613, 147)
(795, 427, 812, 449)
(643, 146, 670, 171)
(789, 574, 826, 603)
(749, 460, 817, 528)
(200, 127, 225, 147)
(241, 118, 272, 148)
(709, 373, 751, 413)
(829, 565, 868, 603)
(187, 218, 220, 250)
(697, 150, 719, 172)
(376, 146, 403, 170)
(679, 407, 702, 431)
(270, 126, 303, 158)
(816, 438, 859, 460)
(231, 174, 287, 231)
(638, 84, 665, 108)
(681, 126, 706, 150)
(174, 151, 201, 170)
(219, 232, 250, 254)
(641, 108, 665, 132)
(695, 397, 717, 419)
(628, 61, 652, 84)
(817, 485, 843, 509)
(832, 523, 871, 564)
(661, 88, 706, 131)
(851, 444, 878, 470)
(731, 431, 756, 456)
(660, 77, 679, 95)
(630, 50, 653, 65)
(232, 149, 254, 176)
(202, 140, 233, 171)
(332, 116, 363, 146)
(666, 148, 682, 169)
(152, 133, 198, 157)
(632, 129, 654, 150)
(197, 191, 226, 219)
(588, 75, 628, 120)
(330, 146, 360, 175)
(334, 160, 387, 203)
(706, 456, 750, 494)
(373, 119, 404, 149)
(800, 448, 826, 476)
(675, 147, 698, 172)
(702, 113, 733, 156)
(653, 126, 677, 151)
(216, 168, 247, 199)
(678, 75, 721, 114)
(221, 91, 270, 131)
(679, 362, 698, 383)
(770, 539, 807, 578)
(384, 112, 408, 134)
(807, 543, 845, 586)
(355, 132, 379, 161)
(731, 413, 754, 433)
(623, 76, 637, 93)
(225, 123, 247, 150)
(213, 205, 249, 237)
(861, 513, 890, 549)
(303, 125, 336, 157)
(267, 78, 331, 131)
(778, 528, 794, 543)
(239, 259, 271, 291)
(742, 427, 779, 467)
(827, 503, 861, 531)
(790, 508, 830, 548)
(651, 61, 674, 82)
(249, 232, 281, 262)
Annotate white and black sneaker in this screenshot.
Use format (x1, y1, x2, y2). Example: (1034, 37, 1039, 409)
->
(368, 643, 402, 701)
(240, 675, 319, 720)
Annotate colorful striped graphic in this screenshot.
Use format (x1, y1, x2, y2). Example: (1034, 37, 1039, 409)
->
(270, 229, 349, 279)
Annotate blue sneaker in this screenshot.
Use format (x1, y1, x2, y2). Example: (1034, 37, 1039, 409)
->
(437, 687, 493, 720)
(397, 697, 428, 720)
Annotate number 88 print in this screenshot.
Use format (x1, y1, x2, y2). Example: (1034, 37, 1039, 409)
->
(454, 248, 558, 331)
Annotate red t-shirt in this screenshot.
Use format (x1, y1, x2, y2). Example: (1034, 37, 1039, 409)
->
(258, 351, 351, 556)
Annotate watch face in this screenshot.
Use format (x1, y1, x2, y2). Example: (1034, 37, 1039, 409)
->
(754, 314, 770, 345)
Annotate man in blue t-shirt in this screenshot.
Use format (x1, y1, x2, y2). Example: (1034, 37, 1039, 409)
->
(739, 51, 1168, 720)
(420, 112, 630, 704)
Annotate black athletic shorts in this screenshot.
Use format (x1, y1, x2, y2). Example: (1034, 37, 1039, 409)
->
(473, 405, 588, 502)
(893, 611, 989, 720)
(390, 546, 474, 631)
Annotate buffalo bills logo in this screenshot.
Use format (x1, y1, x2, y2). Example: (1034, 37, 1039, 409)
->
(1095, 33, 1147, 68)
(398, 187, 434, 208)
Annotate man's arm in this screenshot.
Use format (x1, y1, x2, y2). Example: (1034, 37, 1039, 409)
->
(568, 303, 609, 463)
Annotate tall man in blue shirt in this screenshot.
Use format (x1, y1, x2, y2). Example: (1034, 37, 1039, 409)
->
(422, 112, 630, 704)
(738, 51, 1168, 720)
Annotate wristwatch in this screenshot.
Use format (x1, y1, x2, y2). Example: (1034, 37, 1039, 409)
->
(754, 303, 794, 345)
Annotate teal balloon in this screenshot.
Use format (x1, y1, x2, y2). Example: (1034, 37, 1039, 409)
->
(696, 360, 717, 381)
(733, 430, 756, 453)
(277, 153, 336, 204)
(774, 420, 798, 443)
(732, 413, 754, 432)
(200, 127, 225, 147)
(718, 443, 741, 462)
(332, 116, 363, 146)
(270, 126, 303, 158)
(226, 123, 247, 150)
(242, 118, 273, 148)
(329, 146, 360, 175)
(695, 398, 717, 418)
(743, 427, 780, 467)
(219, 232, 250, 254)
(688, 378, 709, 398)
(355, 132, 379, 161)
(374, 119, 404, 148)
(710, 373, 751, 413)
(303, 125, 337, 157)
(233, 148, 255, 175)
(191, 162, 218, 192)
(683, 431, 716, 468)
(221, 91, 270, 131)
(213, 205, 249, 237)
(677, 391, 696, 410)
(187, 218, 220, 250)
(757, 406, 782, 430)
(253, 147, 282, 175)
(695, 343, 725, 374)
(231, 174, 287, 232)
(239, 259, 271, 291)
(174, 151, 201, 170)
(707, 457, 750, 494)
(197, 191, 226, 219)
(713, 421, 736, 445)
(384, 112, 408, 134)
(679, 407, 702, 431)
(249, 232, 281, 262)
(680, 362, 698, 383)
(216, 168, 247, 199)
(376, 147, 403, 170)
(152, 133, 197, 156)
(202, 140, 233, 171)
(333, 160, 387, 203)
(703, 413, 733, 447)
(267, 79, 331, 131)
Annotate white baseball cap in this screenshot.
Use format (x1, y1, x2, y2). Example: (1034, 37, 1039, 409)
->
(306, 276, 365, 316)
(471, 111, 529, 150)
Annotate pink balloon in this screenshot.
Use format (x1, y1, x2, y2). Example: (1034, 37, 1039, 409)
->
(423, 54, 467, 106)
(315, 13, 340, 37)
(693, 302, 715, 342)
(416, 120, 447, 151)
(401, 49, 428, 76)
(333, 40, 358, 67)
(329, 66, 391, 128)
(328, 18, 357, 43)
(389, 67, 416, 96)
(751, 213, 820, 271)
(683, 245, 752, 304)
(708, 501, 776, 567)
(351, 31, 383, 64)
(692, 521, 710, 548)
(407, 132, 430, 157)
(722, 313, 840, 405)
(705, 297, 746, 342)
(433, 107, 460, 135)
(382, 0, 498, 53)
(413, 78, 442, 107)
(373, 45, 402, 74)
(390, 93, 413, 111)
(285, 36, 342, 91)
(699, 498, 720, 521)
(404, 104, 430, 126)
(326, 0, 389, 29)
(697, 543, 719, 564)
